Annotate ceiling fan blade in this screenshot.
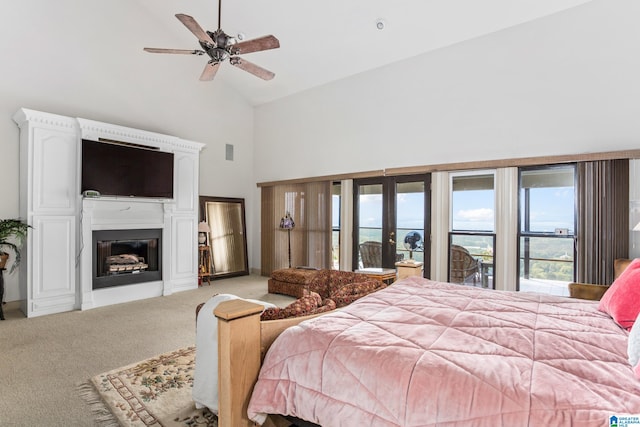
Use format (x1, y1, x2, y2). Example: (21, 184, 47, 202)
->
(230, 57, 275, 80)
(231, 35, 280, 55)
(175, 14, 215, 45)
(144, 48, 205, 55)
(200, 62, 221, 81)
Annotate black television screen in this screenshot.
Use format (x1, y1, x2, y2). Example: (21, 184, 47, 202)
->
(81, 139, 174, 199)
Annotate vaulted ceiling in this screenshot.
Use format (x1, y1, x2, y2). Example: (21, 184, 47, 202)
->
(135, 0, 593, 105)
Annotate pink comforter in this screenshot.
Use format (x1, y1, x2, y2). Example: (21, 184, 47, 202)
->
(248, 277, 640, 426)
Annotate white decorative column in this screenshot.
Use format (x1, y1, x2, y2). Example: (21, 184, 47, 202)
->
(494, 167, 519, 292)
(169, 148, 201, 293)
(13, 109, 80, 318)
(430, 171, 450, 282)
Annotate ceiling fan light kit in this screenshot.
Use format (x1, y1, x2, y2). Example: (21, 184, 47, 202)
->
(144, 0, 279, 82)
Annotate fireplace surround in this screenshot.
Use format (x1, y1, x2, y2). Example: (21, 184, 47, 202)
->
(14, 108, 205, 317)
(93, 228, 162, 289)
(79, 197, 181, 310)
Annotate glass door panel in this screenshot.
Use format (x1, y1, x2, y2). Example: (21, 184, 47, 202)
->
(396, 181, 426, 264)
(331, 182, 341, 269)
(449, 233, 495, 288)
(518, 165, 576, 296)
(449, 172, 495, 288)
(356, 183, 383, 268)
(519, 236, 574, 294)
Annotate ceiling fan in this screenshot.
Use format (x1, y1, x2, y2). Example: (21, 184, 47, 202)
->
(144, 0, 280, 81)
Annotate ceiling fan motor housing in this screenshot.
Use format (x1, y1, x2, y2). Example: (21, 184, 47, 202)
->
(207, 46, 229, 62)
(210, 29, 234, 48)
(202, 29, 236, 62)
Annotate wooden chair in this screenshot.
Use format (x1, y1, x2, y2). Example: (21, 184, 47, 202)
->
(568, 258, 631, 300)
(449, 244, 480, 285)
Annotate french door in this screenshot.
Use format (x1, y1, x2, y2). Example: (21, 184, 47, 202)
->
(353, 175, 431, 272)
(517, 165, 577, 295)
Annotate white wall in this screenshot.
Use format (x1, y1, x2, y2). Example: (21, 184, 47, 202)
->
(0, 1, 255, 302)
(254, 0, 640, 183)
(251, 0, 640, 270)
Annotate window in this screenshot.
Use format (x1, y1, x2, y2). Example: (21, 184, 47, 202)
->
(518, 165, 576, 296)
(331, 182, 341, 269)
(449, 172, 495, 288)
(260, 182, 332, 274)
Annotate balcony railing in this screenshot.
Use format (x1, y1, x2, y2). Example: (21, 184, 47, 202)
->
(520, 234, 575, 283)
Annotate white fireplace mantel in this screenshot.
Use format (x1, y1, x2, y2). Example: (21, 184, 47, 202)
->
(79, 198, 171, 310)
(13, 108, 205, 317)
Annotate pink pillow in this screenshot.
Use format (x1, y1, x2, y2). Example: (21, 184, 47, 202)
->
(598, 258, 640, 330)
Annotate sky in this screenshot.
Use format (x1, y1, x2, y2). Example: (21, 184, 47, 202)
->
(334, 186, 575, 235)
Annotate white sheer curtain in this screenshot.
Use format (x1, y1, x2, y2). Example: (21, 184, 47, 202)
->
(261, 182, 332, 275)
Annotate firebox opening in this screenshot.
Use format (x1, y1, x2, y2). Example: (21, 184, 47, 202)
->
(92, 229, 162, 289)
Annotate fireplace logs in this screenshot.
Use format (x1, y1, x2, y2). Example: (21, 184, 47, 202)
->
(93, 229, 162, 289)
(105, 254, 149, 274)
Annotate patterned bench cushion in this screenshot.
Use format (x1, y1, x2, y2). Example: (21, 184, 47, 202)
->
(270, 268, 321, 285)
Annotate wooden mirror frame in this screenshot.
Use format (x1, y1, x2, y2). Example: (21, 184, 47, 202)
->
(199, 196, 249, 279)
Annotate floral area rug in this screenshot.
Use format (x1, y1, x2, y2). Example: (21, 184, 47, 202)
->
(78, 346, 217, 426)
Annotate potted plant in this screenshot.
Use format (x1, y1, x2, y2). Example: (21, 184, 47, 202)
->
(0, 219, 30, 273)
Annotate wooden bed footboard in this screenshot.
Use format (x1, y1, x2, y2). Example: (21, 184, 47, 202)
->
(214, 299, 329, 427)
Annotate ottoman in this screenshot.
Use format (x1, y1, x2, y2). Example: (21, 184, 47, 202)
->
(268, 268, 321, 298)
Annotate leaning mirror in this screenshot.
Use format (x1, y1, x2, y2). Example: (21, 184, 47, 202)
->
(199, 196, 249, 279)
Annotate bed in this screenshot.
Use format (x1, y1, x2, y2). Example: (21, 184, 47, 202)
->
(214, 276, 640, 427)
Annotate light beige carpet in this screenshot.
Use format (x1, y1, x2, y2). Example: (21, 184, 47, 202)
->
(0, 274, 294, 425)
(79, 346, 216, 426)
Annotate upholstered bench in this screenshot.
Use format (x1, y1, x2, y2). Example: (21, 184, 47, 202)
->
(268, 268, 322, 298)
(268, 268, 382, 301)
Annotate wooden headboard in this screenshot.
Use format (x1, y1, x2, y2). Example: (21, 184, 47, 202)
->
(214, 299, 331, 427)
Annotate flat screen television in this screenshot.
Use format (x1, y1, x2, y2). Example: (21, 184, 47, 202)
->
(81, 139, 174, 199)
